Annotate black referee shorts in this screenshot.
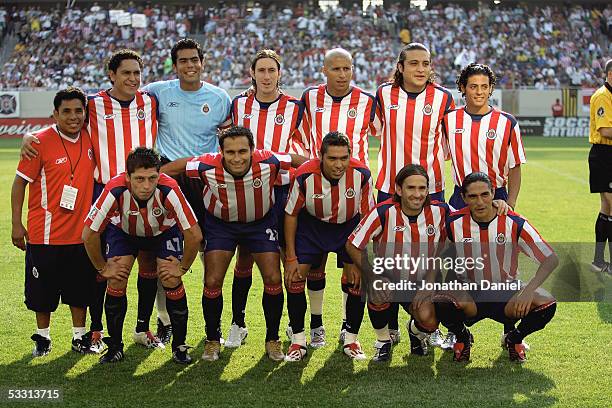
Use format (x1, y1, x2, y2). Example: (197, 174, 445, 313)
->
(588, 144, 612, 193)
(161, 156, 206, 236)
(25, 244, 97, 313)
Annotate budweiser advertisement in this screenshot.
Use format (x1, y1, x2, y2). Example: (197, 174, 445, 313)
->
(0, 118, 54, 139)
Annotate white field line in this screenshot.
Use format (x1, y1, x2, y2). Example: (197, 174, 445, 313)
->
(528, 161, 588, 186)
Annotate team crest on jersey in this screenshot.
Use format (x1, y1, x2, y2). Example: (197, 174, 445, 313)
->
(388, 104, 400, 110)
(597, 107, 604, 117)
(274, 114, 285, 125)
(426, 224, 436, 236)
(345, 187, 356, 199)
(496, 233, 506, 245)
(242, 113, 253, 119)
(314, 106, 326, 113)
(252, 178, 263, 188)
(462, 237, 474, 242)
(32, 267, 39, 279)
(103, 113, 116, 120)
(455, 128, 464, 134)
(0, 93, 17, 115)
(347, 108, 357, 119)
(137, 108, 146, 120)
(422, 104, 433, 115)
(88, 148, 94, 160)
(311, 193, 326, 199)
(486, 129, 497, 139)
(393, 225, 407, 232)
(87, 207, 98, 220)
(202, 103, 210, 115)
(152, 207, 163, 217)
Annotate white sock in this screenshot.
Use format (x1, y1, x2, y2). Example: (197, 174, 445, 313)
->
(374, 325, 390, 342)
(72, 327, 86, 340)
(308, 288, 324, 316)
(409, 319, 428, 340)
(37, 327, 50, 339)
(292, 331, 307, 346)
(344, 332, 357, 345)
(156, 280, 171, 325)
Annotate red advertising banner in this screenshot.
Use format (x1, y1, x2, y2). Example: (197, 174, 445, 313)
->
(0, 118, 54, 139)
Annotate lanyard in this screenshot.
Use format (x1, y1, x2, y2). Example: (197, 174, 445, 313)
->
(56, 126, 83, 185)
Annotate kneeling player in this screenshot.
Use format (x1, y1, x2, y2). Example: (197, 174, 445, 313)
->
(284, 132, 374, 361)
(436, 172, 557, 363)
(347, 164, 448, 361)
(83, 147, 202, 364)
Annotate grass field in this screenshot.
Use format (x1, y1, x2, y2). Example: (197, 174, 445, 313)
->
(0, 137, 610, 408)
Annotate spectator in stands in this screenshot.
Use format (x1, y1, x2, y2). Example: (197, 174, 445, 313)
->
(552, 99, 564, 117)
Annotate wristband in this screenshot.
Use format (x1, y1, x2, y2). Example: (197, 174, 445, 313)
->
(285, 256, 298, 263)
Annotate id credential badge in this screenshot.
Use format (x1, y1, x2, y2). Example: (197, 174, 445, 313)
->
(60, 185, 78, 210)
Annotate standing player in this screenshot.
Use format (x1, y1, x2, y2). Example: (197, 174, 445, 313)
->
(21, 49, 165, 352)
(283, 132, 374, 361)
(436, 172, 558, 363)
(143, 39, 232, 342)
(226, 49, 306, 348)
(296, 48, 378, 346)
(374, 42, 455, 345)
(443, 63, 527, 345)
(588, 59, 612, 273)
(83, 147, 202, 364)
(162, 126, 306, 362)
(11, 88, 96, 356)
(346, 165, 449, 362)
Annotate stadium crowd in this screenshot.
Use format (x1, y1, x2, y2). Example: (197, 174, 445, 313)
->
(0, 2, 610, 91)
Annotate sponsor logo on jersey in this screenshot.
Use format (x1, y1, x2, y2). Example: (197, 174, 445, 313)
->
(88, 148, 94, 160)
(215, 183, 227, 189)
(388, 104, 400, 110)
(314, 106, 326, 113)
(55, 157, 68, 165)
(496, 233, 506, 245)
(393, 225, 407, 231)
(242, 113, 253, 119)
(126, 210, 140, 216)
(252, 178, 263, 188)
(168, 102, 180, 108)
(347, 108, 357, 119)
(137, 108, 146, 120)
(32, 267, 39, 279)
(87, 207, 98, 220)
(486, 129, 497, 139)
(597, 107, 604, 117)
(422, 104, 433, 115)
(274, 114, 285, 125)
(455, 128, 464, 134)
(345, 187, 356, 199)
(103, 113, 116, 120)
(426, 224, 436, 236)
(202, 103, 210, 114)
(311, 193, 326, 199)
(462, 237, 474, 242)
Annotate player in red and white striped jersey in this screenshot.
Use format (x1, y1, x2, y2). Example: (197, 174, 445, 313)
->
(373, 42, 455, 344)
(297, 48, 377, 163)
(82, 147, 202, 364)
(437, 172, 557, 363)
(228, 50, 308, 348)
(296, 48, 377, 345)
(162, 126, 306, 361)
(283, 132, 374, 361)
(347, 165, 449, 361)
(443, 63, 526, 211)
(374, 43, 455, 202)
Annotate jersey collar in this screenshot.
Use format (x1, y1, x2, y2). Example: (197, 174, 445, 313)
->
(605, 81, 612, 94)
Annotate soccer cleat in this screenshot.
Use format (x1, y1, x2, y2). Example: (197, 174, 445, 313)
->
(224, 323, 248, 348)
(343, 341, 367, 360)
(309, 326, 326, 348)
(156, 318, 172, 345)
(407, 322, 429, 356)
(500, 331, 530, 351)
(505, 337, 527, 363)
(133, 330, 165, 349)
(590, 261, 610, 273)
(285, 325, 293, 340)
(440, 331, 456, 350)
(172, 345, 193, 364)
(284, 342, 308, 362)
(339, 328, 347, 344)
(99, 340, 124, 364)
(31, 334, 51, 357)
(389, 329, 401, 345)
(372, 340, 392, 362)
(84, 330, 104, 354)
(265, 340, 285, 361)
(71, 336, 96, 354)
(428, 329, 444, 348)
(201, 340, 221, 361)
(452, 331, 472, 362)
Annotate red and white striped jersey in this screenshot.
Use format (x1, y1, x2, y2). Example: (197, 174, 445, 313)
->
(446, 207, 554, 283)
(285, 158, 374, 223)
(298, 84, 377, 163)
(85, 173, 197, 237)
(186, 150, 291, 223)
(442, 107, 526, 188)
(373, 82, 455, 194)
(232, 93, 306, 184)
(349, 199, 449, 279)
(87, 90, 158, 184)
